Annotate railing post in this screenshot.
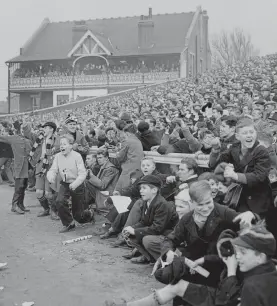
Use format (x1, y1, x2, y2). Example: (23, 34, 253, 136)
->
(142, 73, 145, 84)
(72, 70, 75, 102)
(39, 65, 42, 88)
(7, 63, 11, 114)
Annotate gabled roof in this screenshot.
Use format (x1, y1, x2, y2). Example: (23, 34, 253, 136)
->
(67, 30, 111, 57)
(7, 12, 194, 62)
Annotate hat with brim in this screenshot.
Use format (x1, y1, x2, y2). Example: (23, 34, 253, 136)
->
(255, 99, 265, 106)
(268, 111, 277, 122)
(265, 101, 276, 107)
(42, 121, 57, 132)
(137, 175, 162, 189)
(65, 115, 78, 125)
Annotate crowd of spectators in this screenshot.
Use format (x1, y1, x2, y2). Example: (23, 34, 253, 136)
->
(2, 53, 277, 305)
(12, 60, 179, 79)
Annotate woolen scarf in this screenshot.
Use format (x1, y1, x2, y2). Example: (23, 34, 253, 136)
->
(28, 132, 55, 176)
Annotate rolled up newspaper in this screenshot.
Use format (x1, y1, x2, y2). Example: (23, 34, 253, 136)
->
(62, 235, 93, 245)
(184, 257, 210, 278)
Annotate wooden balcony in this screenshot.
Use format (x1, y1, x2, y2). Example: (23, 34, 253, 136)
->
(10, 71, 179, 90)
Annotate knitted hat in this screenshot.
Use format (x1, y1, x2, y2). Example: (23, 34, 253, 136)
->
(232, 222, 276, 256)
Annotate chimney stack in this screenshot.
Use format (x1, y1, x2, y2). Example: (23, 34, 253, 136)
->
(149, 7, 152, 19)
(138, 7, 154, 49)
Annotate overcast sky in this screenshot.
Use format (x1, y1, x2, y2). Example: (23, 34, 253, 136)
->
(0, 0, 276, 100)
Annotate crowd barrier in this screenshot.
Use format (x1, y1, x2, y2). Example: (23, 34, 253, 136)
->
(89, 147, 210, 168)
(0, 78, 179, 118)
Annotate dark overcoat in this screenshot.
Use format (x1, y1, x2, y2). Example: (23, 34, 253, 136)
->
(133, 194, 179, 243)
(160, 203, 239, 260)
(210, 141, 273, 214)
(0, 134, 32, 178)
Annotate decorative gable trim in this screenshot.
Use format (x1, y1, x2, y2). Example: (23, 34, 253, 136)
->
(68, 30, 111, 57)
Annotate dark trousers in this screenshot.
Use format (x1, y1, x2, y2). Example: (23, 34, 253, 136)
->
(105, 207, 129, 233)
(50, 190, 58, 213)
(56, 182, 92, 227)
(12, 178, 28, 209)
(28, 168, 36, 188)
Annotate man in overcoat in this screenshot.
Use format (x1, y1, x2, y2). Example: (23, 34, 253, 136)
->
(0, 121, 33, 214)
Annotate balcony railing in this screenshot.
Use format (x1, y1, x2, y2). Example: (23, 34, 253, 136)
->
(10, 72, 179, 90)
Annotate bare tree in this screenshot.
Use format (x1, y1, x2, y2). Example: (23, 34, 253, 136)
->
(212, 28, 259, 68)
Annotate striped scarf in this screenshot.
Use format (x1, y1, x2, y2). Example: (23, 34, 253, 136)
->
(28, 132, 55, 176)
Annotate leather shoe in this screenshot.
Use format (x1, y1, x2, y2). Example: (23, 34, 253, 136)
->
(130, 255, 150, 264)
(122, 248, 140, 260)
(50, 210, 60, 220)
(59, 223, 76, 233)
(111, 237, 127, 248)
(37, 209, 50, 217)
(19, 205, 30, 212)
(27, 186, 36, 192)
(14, 206, 25, 215)
(105, 301, 127, 306)
(100, 231, 118, 239)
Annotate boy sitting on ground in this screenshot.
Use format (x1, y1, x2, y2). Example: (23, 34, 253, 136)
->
(122, 175, 178, 264)
(106, 223, 277, 306)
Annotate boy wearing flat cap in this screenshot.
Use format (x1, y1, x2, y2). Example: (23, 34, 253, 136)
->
(123, 175, 178, 264)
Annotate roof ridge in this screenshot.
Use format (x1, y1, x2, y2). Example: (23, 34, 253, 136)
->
(51, 11, 194, 24)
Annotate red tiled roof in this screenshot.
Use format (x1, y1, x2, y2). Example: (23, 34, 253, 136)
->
(8, 12, 194, 62)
